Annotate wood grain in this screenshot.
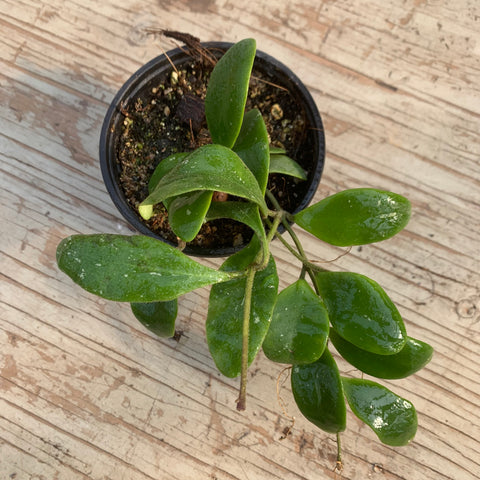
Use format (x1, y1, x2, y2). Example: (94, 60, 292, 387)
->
(1, 0, 479, 479)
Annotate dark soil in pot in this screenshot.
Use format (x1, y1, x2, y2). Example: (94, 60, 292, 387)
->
(100, 40, 325, 256)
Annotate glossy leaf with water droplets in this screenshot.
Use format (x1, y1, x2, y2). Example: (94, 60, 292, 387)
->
(139, 144, 268, 218)
(330, 329, 433, 379)
(205, 38, 256, 148)
(342, 377, 417, 446)
(291, 349, 346, 433)
(56, 234, 234, 302)
(295, 188, 411, 246)
(269, 154, 307, 180)
(263, 279, 329, 364)
(233, 108, 270, 194)
(315, 271, 407, 355)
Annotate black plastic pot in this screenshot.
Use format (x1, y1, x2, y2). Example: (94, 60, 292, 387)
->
(100, 41, 325, 256)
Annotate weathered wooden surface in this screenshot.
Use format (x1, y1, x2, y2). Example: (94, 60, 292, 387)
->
(1, 0, 479, 478)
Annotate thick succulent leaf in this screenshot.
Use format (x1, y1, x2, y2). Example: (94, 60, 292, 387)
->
(57, 234, 234, 302)
(206, 201, 267, 248)
(269, 154, 307, 180)
(342, 378, 417, 446)
(315, 272, 406, 355)
(263, 279, 329, 364)
(131, 300, 178, 337)
(205, 38, 256, 148)
(233, 109, 270, 194)
(330, 329, 433, 379)
(295, 188, 411, 246)
(167, 190, 213, 242)
(206, 238, 278, 378)
(148, 152, 189, 193)
(291, 349, 347, 433)
(139, 144, 268, 218)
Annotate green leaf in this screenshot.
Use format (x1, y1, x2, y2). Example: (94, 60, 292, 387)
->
(269, 154, 307, 180)
(233, 109, 270, 194)
(139, 144, 268, 216)
(205, 38, 256, 148)
(263, 279, 329, 364)
(342, 378, 417, 446)
(291, 349, 347, 433)
(57, 234, 234, 302)
(269, 146, 286, 154)
(146, 151, 214, 240)
(205, 201, 267, 250)
(315, 272, 406, 355)
(148, 152, 189, 193)
(206, 238, 278, 378)
(138, 152, 191, 220)
(330, 329, 433, 379)
(167, 190, 213, 242)
(295, 188, 411, 246)
(131, 300, 178, 337)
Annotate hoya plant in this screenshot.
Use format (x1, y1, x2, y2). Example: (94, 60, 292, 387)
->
(57, 39, 433, 461)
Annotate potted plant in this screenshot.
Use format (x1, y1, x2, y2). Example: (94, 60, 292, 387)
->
(57, 38, 433, 465)
(99, 33, 325, 256)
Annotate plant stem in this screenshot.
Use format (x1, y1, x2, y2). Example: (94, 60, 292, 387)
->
(265, 189, 310, 259)
(266, 189, 327, 290)
(237, 266, 256, 411)
(266, 213, 282, 244)
(335, 432, 343, 472)
(282, 217, 307, 260)
(257, 214, 281, 267)
(251, 210, 282, 273)
(235, 206, 283, 411)
(300, 265, 307, 280)
(286, 229, 319, 289)
(265, 189, 283, 212)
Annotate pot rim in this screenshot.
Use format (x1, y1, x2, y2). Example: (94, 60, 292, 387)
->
(100, 41, 325, 257)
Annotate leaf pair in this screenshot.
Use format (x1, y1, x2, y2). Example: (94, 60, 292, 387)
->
(138, 39, 268, 243)
(207, 38, 306, 189)
(265, 270, 409, 362)
(264, 270, 431, 372)
(263, 269, 412, 364)
(292, 350, 418, 445)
